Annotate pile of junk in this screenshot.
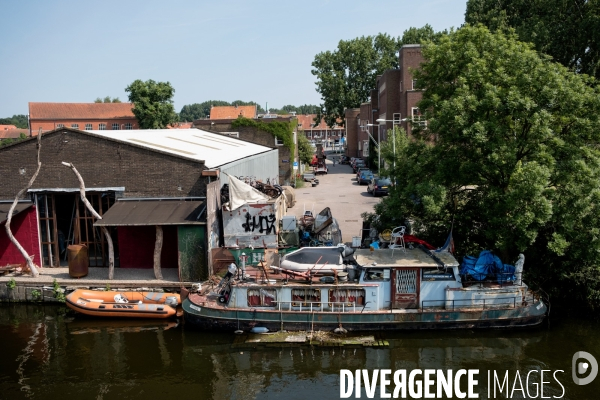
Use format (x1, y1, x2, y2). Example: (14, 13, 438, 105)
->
(278, 206, 342, 248)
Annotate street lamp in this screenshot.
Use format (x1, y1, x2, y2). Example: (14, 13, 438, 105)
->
(375, 118, 408, 171)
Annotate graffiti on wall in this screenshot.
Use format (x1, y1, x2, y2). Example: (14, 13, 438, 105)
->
(242, 212, 276, 234)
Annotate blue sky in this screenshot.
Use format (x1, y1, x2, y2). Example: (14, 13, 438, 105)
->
(0, 0, 467, 117)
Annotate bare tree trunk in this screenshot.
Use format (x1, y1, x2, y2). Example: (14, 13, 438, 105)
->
(61, 162, 115, 280)
(4, 132, 43, 277)
(154, 225, 163, 280)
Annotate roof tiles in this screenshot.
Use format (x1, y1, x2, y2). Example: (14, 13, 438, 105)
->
(29, 102, 135, 120)
(209, 105, 256, 120)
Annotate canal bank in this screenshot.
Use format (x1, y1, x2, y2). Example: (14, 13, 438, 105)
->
(0, 267, 189, 302)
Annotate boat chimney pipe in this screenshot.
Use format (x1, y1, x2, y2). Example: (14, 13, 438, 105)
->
(241, 253, 247, 280)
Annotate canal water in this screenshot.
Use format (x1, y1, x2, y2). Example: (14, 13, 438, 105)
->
(1, 304, 598, 399)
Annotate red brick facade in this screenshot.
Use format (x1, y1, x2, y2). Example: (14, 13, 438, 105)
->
(28, 102, 139, 135)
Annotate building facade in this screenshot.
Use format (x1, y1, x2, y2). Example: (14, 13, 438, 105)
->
(28, 102, 139, 135)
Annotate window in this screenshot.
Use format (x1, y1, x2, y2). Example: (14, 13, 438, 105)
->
(393, 113, 401, 124)
(275, 137, 284, 146)
(99, 123, 106, 130)
(85, 124, 93, 130)
(112, 123, 120, 130)
(400, 81, 403, 92)
(247, 288, 277, 307)
(411, 107, 427, 128)
(124, 123, 132, 130)
(328, 288, 365, 307)
(56, 124, 64, 128)
(364, 269, 391, 282)
(362, 140, 369, 157)
(412, 79, 419, 90)
(71, 124, 79, 129)
(291, 288, 321, 307)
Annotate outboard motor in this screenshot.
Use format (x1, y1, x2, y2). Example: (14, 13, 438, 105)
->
(164, 296, 178, 307)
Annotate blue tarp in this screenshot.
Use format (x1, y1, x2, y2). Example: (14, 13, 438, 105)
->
(461, 250, 516, 283)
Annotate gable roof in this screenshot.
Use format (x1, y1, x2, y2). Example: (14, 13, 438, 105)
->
(209, 105, 256, 120)
(0, 124, 17, 130)
(29, 102, 135, 120)
(0, 129, 29, 139)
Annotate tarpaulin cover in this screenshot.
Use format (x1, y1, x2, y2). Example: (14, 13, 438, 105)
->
(225, 173, 269, 211)
(461, 250, 516, 283)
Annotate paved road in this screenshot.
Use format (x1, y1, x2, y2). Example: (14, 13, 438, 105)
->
(290, 159, 380, 242)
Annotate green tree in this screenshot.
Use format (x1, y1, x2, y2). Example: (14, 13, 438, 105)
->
(179, 101, 229, 121)
(297, 133, 314, 164)
(375, 25, 600, 309)
(125, 79, 178, 129)
(465, 0, 600, 79)
(94, 97, 121, 103)
(0, 115, 28, 128)
(311, 26, 445, 127)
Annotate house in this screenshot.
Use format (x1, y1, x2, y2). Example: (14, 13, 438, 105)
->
(345, 44, 425, 160)
(0, 127, 278, 280)
(296, 114, 344, 148)
(28, 102, 139, 135)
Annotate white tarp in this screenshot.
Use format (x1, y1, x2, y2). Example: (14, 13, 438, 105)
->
(225, 173, 269, 211)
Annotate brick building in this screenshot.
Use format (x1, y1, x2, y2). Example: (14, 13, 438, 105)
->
(209, 105, 257, 119)
(28, 102, 139, 135)
(345, 44, 425, 160)
(0, 127, 277, 280)
(296, 114, 344, 148)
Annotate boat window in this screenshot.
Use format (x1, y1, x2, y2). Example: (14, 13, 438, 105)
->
(284, 249, 341, 265)
(364, 269, 390, 281)
(247, 288, 277, 307)
(291, 288, 321, 307)
(422, 268, 455, 281)
(328, 289, 365, 306)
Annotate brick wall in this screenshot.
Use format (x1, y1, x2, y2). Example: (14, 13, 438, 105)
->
(30, 119, 139, 134)
(0, 129, 207, 200)
(344, 108, 360, 158)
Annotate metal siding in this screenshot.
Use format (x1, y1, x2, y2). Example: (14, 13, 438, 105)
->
(219, 150, 279, 186)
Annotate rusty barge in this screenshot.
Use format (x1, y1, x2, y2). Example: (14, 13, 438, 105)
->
(183, 247, 548, 331)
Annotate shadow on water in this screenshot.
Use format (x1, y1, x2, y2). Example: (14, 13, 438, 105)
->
(1, 304, 599, 399)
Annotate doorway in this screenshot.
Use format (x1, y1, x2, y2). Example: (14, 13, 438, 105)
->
(35, 192, 117, 267)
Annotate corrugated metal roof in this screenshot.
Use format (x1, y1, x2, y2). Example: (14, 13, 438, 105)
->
(85, 128, 274, 168)
(0, 201, 33, 225)
(94, 200, 206, 226)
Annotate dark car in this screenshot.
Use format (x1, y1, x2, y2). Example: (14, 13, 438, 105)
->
(358, 170, 374, 185)
(355, 167, 370, 181)
(340, 155, 350, 164)
(352, 161, 366, 172)
(367, 177, 392, 196)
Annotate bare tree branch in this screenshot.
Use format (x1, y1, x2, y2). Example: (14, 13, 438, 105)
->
(61, 162, 115, 279)
(4, 131, 43, 277)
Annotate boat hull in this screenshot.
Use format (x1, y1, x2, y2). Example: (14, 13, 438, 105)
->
(66, 290, 178, 319)
(183, 297, 548, 332)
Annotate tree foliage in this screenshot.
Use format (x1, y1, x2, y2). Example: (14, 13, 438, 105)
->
(94, 97, 121, 103)
(465, 0, 600, 79)
(0, 114, 28, 128)
(373, 25, 600, 310)
(125, 79, 178, 129)
(297, 133, 314, 165)
(311, 26, 445, 127)
(281, 104, 320, 115)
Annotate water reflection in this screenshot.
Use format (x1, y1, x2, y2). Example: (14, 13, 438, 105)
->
(0, 304, 598, 399)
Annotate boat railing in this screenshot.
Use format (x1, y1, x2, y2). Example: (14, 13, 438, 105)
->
(421, 291, 539, 311)
(274, 301, 360, 313)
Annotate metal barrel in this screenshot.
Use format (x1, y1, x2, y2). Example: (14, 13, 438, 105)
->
(67, 244, 89, 278)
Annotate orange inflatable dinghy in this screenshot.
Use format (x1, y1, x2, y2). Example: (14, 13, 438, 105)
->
(66, 289, 180, 319)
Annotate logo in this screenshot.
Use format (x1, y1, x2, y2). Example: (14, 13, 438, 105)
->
(572, 351, 598, 385)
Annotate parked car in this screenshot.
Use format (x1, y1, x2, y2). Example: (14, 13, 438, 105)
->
(367, 177, 392, 196)
(358, 170, 374, 185)
(352, 161, 366, 172)
(340, 155, 350, 164)
(355, 167, 370, 180)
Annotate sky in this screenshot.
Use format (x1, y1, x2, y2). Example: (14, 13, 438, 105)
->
(0, 0, 467, 117)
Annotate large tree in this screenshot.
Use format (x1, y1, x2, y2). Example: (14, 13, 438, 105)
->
(374, 25, 600, 309)
(311, 26, 445, 127)
(465, 0, 600, 79)
(125, 79, 178, 129)
(0, 115, 28, 128)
